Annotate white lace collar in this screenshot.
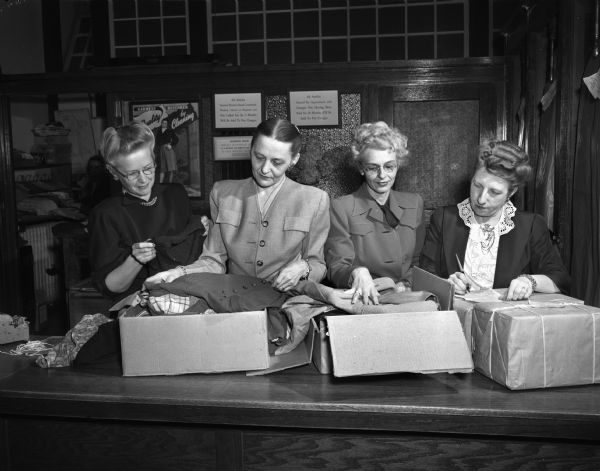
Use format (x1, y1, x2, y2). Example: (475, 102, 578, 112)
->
(457, 198, 516, 235)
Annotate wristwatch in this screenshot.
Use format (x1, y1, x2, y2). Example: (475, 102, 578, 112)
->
(519, 274, 537, 291)
(299, 259, 311, 280)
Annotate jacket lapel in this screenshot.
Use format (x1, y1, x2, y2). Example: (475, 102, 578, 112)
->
(352, 184, 385, 224)
(493, 213, 528, 287)
(388, 190, 406, 222)
(443, 207, 469, 274)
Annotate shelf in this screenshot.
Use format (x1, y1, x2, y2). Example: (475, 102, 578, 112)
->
(18, 214, 70, 225)
(15, 162, 71, 170)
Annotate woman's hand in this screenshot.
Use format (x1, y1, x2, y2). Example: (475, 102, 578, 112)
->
(505, 276, 534, 301)
(349, 267, 379, 305)
(272, 260, 308, 292)
(448, 272, 474, 295)
(145, 267, 185, 286)
(131, 240, 156, 265)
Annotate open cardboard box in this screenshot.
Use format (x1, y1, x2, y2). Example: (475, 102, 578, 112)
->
(312, 268, 472, 377)
(118, 305, 316, 377)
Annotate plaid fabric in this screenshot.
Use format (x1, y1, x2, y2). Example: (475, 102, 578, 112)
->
(148, 293, 197, 315)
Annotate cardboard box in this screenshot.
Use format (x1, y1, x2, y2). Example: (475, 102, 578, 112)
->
(471, 299, 598, 390)
(120, 309, 270, 376)
(412, 267, 454, 310)
(453, 297, 475, 352)
(246, 319, 316, 376)
(0, 314, 29, 344)
(317, 310, 473, 377)
(313, 268, 466, 376)
(457, 292, 584, 355)
(119, 305, 316, 377)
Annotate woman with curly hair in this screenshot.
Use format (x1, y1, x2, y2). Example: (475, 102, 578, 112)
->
(420, 140, 569, 300)
(325, 121, 425, 305)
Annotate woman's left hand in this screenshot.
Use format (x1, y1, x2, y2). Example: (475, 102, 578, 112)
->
(505, 276, 534, 301)
(272, 260, 307, 292)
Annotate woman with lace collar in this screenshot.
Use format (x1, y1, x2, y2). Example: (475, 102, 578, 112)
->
(420, 140, 569, 301)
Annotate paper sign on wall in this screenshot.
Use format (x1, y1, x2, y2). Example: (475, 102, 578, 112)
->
(289, 90, 339, 127)
(213, 136, 252, 161)
(214, 93, 262, 129)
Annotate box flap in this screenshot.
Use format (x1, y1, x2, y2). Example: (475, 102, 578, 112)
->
(412, 267, 454, 310)
(326, 311, 473, 377)
(120, 310, 269, 376)
(110, 292, 140, 312)
(246, 316, 317, 376)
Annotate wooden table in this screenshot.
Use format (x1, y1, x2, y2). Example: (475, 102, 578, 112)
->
(0, 349, 599, 470)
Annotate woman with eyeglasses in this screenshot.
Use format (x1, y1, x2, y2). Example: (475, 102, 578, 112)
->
(88, 122, 192, 301)
(146, 118, 330, 292)
(420, 140, 569, 300)
(325, 121, 425, 305)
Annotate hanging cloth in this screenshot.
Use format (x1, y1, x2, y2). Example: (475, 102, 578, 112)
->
(534, 22, 557, 232)
(571, 3, 600, 306)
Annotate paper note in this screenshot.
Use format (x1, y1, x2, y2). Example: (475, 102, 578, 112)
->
(456, 289, 502, 303)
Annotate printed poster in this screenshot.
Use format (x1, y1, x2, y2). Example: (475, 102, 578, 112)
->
(131, 101, 202, 198)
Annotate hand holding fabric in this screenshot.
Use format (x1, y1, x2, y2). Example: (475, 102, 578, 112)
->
(349, 267, 379, 304)
(272, 259, 308, 292)
(145, 267, 185, 287)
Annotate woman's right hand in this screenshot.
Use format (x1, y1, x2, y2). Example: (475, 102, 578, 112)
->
(448, 271, 473, 295)
(349, 267, 380, 305)
(131, 240, 156, 265)
(145, 267, 185, 286)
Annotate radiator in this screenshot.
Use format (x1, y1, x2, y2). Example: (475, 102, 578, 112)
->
(21, 222, 61, 303)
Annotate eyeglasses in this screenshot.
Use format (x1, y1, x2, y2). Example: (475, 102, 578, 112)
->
(111, 163, 156, 182)
(362, 163, 398, 176)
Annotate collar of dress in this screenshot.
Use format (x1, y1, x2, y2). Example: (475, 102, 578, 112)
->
(122, 185, 159, 206)
(456, 198, 516, 236)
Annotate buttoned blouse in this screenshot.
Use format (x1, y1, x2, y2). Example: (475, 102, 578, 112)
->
(326, 184, 425, 287)
(187, 178, 330, 282)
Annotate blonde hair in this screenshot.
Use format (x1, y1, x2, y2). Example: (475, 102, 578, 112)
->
(350, 121, 409, 167)
(101, 121, 155, 166)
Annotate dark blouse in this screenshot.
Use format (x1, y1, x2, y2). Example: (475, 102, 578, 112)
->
(88, 183, 191, 300)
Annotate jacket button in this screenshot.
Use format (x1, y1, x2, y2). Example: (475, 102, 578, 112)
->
(262, 221, 268, 227)
(257, 260, 263, 266)
(259, 240, 265, 247)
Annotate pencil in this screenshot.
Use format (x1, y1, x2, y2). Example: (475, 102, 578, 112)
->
(455, 254, 471, 293)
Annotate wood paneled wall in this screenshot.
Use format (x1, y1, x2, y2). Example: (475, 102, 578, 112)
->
(0, 58, 507, 310)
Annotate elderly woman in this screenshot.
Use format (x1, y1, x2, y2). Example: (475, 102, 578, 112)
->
(88, 122, 192, 301)
(147, 118, 330, 291)
(325, 121, 424, 305)
(420, 140, 569, 300)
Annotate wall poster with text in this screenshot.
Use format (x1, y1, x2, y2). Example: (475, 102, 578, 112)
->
(130, 101, 203, 198)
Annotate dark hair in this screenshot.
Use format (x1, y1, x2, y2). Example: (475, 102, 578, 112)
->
(476, 140, 532, 190)
(101, 121, 155, 165)
(250, 118, 302, 156)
